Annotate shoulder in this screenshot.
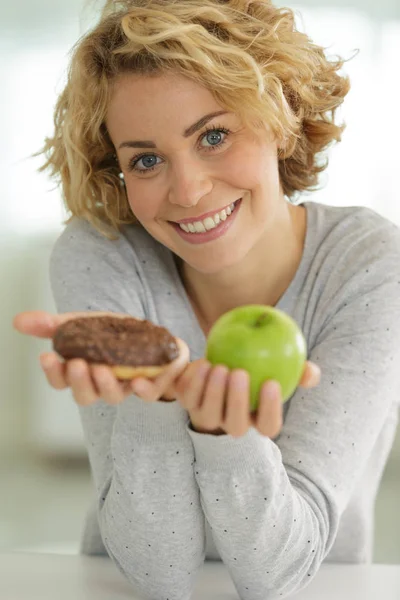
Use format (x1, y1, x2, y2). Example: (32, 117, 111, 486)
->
(307, 201, 400, 280)
(303, 202, 400, 333)
(51, 217, 130, 262)
(309, 201, 400, 249)
(50, 217, 162, 273)
(49, 217, 143, 297)
(49, 218, 156, 315)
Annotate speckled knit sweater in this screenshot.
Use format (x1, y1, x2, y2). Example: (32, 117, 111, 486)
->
(49, 200, 400, 600)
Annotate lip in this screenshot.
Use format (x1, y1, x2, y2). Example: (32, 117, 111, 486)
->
(172, 200, 238, 225)
(170, 198, 242, 245)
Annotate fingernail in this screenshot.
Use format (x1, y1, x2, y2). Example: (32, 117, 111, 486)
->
(70, 363, 85, 378)
(232, 370, 249, 388)
(45, 316, 55, 328)
(131, 381, 143, 394)
(40, 355, 53, 370)
(266, 381, 281, 399)
(132, 379, 149, 396)
(198, 363, 211, 378)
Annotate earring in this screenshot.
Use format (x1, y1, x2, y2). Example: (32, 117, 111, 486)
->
(118, 171, 126, 188)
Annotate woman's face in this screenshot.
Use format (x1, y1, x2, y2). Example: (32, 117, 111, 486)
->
(106, 71, 285, 275)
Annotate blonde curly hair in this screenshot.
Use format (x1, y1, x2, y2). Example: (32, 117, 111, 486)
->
(38, 0, 351, 240)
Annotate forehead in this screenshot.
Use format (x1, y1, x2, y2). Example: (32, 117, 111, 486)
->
(108, 72, 222, 117)
(105, 71, 230, 145)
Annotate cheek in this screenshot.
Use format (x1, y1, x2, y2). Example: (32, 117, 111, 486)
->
(227, 144, 279, 190)
(125, 182, 161, 221)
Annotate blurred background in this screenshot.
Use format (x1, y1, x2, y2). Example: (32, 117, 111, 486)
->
(1, 0, 399, 560)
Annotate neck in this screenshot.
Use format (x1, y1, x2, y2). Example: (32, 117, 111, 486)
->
(178, 202, 306, 335)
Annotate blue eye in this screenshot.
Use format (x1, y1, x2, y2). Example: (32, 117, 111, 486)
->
(141, 155, 157, 168)
(127, 126, 231, 173)
(130, 154, 162, 172)
(203, 130, 223, 146)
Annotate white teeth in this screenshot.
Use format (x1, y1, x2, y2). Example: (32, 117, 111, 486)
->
(193, 221, 206, 233)
(203, 217, 216, 231)
(178, 199, 239, 233)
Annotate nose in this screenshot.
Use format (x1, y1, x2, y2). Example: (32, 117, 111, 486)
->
(168, 157, 213, 207)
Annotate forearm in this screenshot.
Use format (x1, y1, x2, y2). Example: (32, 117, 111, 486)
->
(96, 399, 205, 600)
(48, 219, 206, 596)
(189, 427, 332, 600)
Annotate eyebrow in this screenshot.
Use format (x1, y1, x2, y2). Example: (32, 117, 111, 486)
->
(118, 110, 229, 150)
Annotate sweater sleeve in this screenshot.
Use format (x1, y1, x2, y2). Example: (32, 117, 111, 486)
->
(49, 219, 205, 600)
(187, 231, 400, 599)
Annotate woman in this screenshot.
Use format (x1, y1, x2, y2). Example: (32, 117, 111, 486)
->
(13, 1, 400, 599)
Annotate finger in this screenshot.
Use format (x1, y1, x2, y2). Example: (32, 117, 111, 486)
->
(130, 376, 164, 402)
(39, 352, 69, 390)
(14, 311, 58, 339)
(131, 338, 191, 402)
(174, 360, 212, 410)
(299, 361, 321, 388)
(254, 380, 283, 438)
(222, 370, 251, 438)
(152, 337, 190, 392)
(13, 310, 133, 339)
(66, 359, 100, 406)
(121, 379, 136, 396)
(90, 364, 126, 405)
(192, 365, 229, 431)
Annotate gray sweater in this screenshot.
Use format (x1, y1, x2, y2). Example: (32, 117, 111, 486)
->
(49, 200, 400, 600)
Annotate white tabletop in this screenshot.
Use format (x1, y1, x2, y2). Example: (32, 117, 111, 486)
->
(1, 552, 400, 599)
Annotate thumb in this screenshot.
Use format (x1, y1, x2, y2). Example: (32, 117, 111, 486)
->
(163, 338, 191, 398)
(12, 310, 131, 339)
(13, 311, 58, 339)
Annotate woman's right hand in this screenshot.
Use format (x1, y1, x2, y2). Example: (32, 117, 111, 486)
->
(13, 310, 190, 407)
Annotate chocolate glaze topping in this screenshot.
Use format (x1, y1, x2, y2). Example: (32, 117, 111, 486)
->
(53, 316, 179, 367)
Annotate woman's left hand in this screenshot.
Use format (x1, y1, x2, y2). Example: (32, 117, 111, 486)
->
(174, 359, 321, 438)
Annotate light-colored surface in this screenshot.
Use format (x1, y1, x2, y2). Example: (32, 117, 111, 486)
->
(1, 455, 399, 563)
(1, 553, 400, 600)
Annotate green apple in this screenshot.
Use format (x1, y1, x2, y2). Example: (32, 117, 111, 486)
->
(205, 305, 307, 412)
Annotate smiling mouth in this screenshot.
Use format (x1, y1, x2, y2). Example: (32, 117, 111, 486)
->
(173, 199, 241, 234)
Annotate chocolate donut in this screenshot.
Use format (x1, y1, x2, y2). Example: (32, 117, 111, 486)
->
(52, 315, 180, 379)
